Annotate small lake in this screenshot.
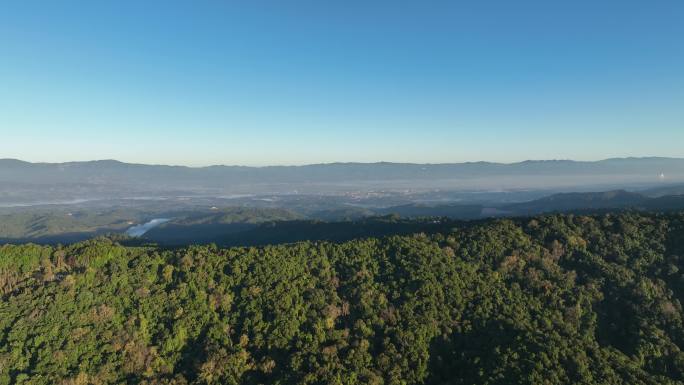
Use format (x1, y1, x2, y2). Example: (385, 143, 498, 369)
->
(125, 218, 171, 237)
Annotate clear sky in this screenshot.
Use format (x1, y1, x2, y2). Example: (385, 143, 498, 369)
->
(1, 1, 683, 166)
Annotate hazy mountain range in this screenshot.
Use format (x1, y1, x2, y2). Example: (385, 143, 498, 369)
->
(1, 157, 682, 192)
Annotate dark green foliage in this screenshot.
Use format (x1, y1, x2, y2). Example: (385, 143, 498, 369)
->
(145, 216, 451, 247)
(2, 212, 684, 384)
(0, 206, 302, 244)
(169, 207, 302, 225)
(0, 209, 140, 239)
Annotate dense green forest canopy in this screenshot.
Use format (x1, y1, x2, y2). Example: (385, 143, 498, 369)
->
(2, 212, 684, 384)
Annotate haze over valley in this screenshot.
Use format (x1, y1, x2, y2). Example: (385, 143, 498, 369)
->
(1, 157, 683, 244)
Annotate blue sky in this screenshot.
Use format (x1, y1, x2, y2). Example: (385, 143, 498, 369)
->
(1, 1, 683, 166)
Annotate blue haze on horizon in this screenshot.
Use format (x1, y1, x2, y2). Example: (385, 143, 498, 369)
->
(0, 1, 683, 166)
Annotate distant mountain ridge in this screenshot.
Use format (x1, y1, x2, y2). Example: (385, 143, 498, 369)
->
(1, 157, 683, 200)
(1, 157, 682, 181)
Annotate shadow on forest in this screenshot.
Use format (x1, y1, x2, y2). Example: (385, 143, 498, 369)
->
(426, 319, 527, 385)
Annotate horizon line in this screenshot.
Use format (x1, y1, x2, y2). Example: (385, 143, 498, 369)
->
(1, 156, 682, 169)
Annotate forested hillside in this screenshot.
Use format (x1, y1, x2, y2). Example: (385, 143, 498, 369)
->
(2, 212, 684, 384)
